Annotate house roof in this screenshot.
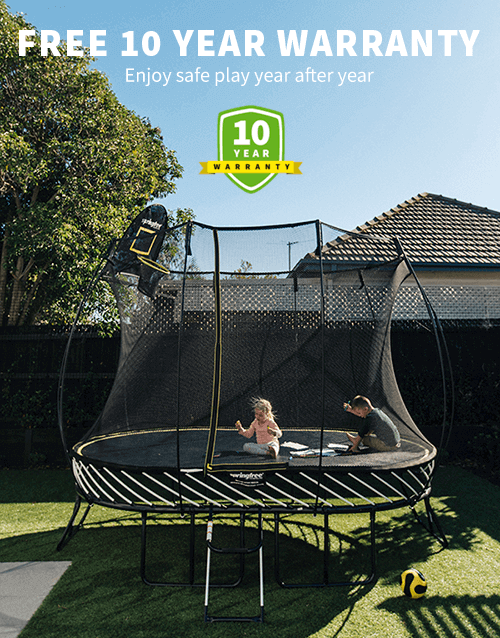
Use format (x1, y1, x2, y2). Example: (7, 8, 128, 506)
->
(313, 192, 500, 269)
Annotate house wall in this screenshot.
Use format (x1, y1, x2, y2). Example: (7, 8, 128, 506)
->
(174, 278, 500, 322)
(412, 270, 500, 286)
(398, 272, 500, 321)
(130, 270, 500, 325)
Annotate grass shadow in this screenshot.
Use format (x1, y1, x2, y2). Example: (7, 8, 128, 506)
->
(0, 502, 452, 638)
(432, 465, 500, 545)
(379, 594, 500, 637)
(0, 517, 377, 638)
(1, 466, 500, 636)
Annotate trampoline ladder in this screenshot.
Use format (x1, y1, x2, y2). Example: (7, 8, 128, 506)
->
(204, 509, 264, 623)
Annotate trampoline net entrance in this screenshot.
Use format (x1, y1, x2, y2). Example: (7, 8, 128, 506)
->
(69, 209, 437, 475)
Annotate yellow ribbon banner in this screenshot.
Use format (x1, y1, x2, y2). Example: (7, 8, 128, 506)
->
(200, 161, 302, 175)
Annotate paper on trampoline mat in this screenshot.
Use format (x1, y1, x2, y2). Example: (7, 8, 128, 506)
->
(281, 441, 309, 450)
(281, 441, 349, 451)
(282, 442, 351, 456)
(289, 448, 341, 457)
(327, 443, 350, 451)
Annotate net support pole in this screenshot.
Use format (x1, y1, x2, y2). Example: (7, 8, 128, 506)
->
(174, 221, 193, 509)
(205, 229, 222, 475)
(315, 220, 326, 509)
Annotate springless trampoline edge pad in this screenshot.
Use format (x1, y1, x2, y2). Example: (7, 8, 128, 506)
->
(74, 428, 436, 472)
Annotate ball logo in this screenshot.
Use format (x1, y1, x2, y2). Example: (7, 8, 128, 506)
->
(200, 105, 302, 193)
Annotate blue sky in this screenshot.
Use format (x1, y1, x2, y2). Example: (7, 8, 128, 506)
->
(8, 0, 500, 230)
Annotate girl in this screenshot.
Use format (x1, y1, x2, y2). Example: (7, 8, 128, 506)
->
(236, 398, 282, 458)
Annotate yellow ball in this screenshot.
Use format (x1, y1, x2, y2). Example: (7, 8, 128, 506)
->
(400, 568, 427, 599)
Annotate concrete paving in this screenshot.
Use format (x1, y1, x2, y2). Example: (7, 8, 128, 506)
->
(0, 562, 71, 638)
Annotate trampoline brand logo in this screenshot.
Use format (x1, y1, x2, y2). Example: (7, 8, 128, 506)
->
(229, 471, 265, 486)
(199, 105, 302, 193)
(142, 219, 163, 231)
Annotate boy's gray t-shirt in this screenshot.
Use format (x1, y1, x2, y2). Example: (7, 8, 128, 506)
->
(358, 408, 401, 447)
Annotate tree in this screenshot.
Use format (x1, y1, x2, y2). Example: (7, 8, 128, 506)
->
(229, 260, 277, 279)
(0, 3, 191, 325)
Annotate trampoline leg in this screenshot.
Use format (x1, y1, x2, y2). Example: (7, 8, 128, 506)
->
(425, 495, 449, 547)
(140, 511, 199, 587)
(140, 511, 245, 588)
(411, 496, 448, 548)
(323, 512, 330, 584)
(274, 510, 377, 587)
(367, 509, 377, 584)
(57, 493, 93, 551)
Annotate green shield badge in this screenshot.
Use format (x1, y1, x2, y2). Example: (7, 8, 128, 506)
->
(218, 106, 284, 194)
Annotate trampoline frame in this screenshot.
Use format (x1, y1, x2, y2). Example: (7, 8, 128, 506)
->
(57, 454, 448, 587)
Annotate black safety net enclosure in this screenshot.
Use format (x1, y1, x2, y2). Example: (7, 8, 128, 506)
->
(58, 205, 449, 611)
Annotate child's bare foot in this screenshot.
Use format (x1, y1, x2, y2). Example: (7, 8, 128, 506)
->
(267, 446, 277, 459)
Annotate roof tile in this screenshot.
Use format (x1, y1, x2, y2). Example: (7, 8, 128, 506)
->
(319, 193, 500, 268)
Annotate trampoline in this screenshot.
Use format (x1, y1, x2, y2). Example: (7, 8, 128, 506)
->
(57, 207, 450, 621)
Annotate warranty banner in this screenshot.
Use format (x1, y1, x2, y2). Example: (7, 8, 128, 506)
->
(200, 160, 302, 174)
(200, 105, 301, 193)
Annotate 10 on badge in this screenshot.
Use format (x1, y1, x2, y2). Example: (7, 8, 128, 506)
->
(200, 106, 301, 194)
(219, 106, 282, 193)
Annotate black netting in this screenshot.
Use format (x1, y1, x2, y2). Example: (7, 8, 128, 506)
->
(72, 214, 437, 472)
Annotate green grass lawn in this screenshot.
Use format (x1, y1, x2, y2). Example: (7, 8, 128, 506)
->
(1, 466, 500, 638)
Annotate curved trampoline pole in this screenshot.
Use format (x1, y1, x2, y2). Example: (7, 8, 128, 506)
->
(57, 246, 111, 465)
(394, 236, 455, 462)
(393, 236, 452, 548)
(56, 241, 115, 553)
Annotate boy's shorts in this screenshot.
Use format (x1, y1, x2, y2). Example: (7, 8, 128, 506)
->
(361, 435, 401, 452)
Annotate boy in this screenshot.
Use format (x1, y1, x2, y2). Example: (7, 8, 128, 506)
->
(343, 395, 401, 453)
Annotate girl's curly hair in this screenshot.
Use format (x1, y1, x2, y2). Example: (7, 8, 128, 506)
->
(250, 397, 276, 421)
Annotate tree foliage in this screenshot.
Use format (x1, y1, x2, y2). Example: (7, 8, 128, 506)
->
(229, 260, 277, 279)
(0, 2, 191, 325)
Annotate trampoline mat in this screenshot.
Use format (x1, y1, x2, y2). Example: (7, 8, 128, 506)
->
(74, 428, 436, 472)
